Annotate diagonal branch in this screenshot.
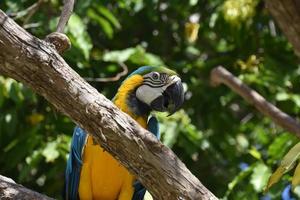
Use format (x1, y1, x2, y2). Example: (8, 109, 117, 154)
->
(211, 66, 300, 138)
(0, 175, 53, 200)
(0, 10, 217, 200)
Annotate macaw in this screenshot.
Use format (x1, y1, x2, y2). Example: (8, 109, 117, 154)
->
(64, 66, 184, 200)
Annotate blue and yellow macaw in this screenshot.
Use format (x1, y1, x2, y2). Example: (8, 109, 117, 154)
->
(64, 66, 184, 200)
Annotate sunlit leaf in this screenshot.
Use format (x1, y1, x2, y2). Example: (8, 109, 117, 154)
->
(185, 22, 200, 43)
(42, 142, 59, 163)
(280, 142, 300, 171)
(248, 147, 261, 160)
(266, 142, 300, 191)
(67, 14, 92, 60)
(250, 163, 271, 192)
(103, 48, 136, 63)
(292, 162, 300, 189)
(265, 166, 285, 192)
(144, 191, 153, 200)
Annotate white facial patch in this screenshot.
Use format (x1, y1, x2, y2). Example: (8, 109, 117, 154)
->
(136, 75, 181, 105)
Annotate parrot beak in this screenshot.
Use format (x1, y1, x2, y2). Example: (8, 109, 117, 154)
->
(150, 78, 184, 115)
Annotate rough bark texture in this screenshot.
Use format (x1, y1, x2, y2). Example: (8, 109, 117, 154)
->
(0, 10, 217, 200)
(211, 66, 300, 138)
(265, 0, 300, 57)
(0, 175, 53, 200)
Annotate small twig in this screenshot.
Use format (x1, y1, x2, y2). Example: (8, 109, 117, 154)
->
(23, 0, 44, 25)
(9, 0, 43, 20)
(211, 66, 300, 138)
(23, 22, 42, 29)
(56, 0, 75, 33)
(84, 62, 129, 82)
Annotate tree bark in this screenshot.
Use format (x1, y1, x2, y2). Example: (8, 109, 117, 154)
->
(265, 0, 300, 57)
(211, 66, 300, 138)
(0, 175, 53, 200)
(0, 10, 217, 200)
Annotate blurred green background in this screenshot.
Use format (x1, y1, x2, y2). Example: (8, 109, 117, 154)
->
(1, 0, 300, 199)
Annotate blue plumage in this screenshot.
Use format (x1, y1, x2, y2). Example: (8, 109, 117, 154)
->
(147, 116, 160, 139)
(65, 126, 87, 200)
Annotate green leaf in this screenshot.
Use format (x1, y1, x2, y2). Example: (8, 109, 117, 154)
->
(103, 48, 136, 63)
(250, 163, 271, 192)
(248, 147, 261, 160)
(265, 166, 285, 192)
(42, 142, 59, 163)
(0, 79, 5, 107)
(281, 142, 300, 171)
(9, 82, 24, 105)
(292, 162, 300, 189)
(266, 141, 300, 191)
(95, 6, 121, 29)
(67, 14, 92, 60)
(129, 46, 164, 66)
(275, 92, 290, 101)
(161, 121, 178, 148)
(88, 9, 114, 39)
(224, 164, 255, 198)
(268, 133, 294, 162)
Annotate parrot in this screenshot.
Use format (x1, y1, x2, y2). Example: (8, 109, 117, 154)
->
(64, 66, 184, 200)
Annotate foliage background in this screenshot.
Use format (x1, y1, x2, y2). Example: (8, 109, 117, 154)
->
(1, 0, 300, 199)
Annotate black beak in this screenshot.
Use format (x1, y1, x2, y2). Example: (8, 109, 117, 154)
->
(150, 80, 184, 115)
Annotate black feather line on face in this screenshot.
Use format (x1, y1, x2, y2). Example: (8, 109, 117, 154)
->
(143, 77, 163, 83)
(142, 83, 165, 88)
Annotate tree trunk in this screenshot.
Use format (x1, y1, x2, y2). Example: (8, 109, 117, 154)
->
(0, 10, 217, 200)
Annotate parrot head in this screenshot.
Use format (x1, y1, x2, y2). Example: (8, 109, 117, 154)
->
(120, 66, 184, 116)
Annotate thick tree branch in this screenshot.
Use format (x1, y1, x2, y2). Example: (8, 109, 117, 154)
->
(211, 66, 300, 138)
(265, 0, 300, 57)
(0, 175, 53, 200)
(0, 10, 217, 200)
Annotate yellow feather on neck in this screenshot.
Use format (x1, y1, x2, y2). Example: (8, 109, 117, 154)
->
(113, 74, 147, 128)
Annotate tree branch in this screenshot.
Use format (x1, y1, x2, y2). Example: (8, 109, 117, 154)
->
(56, 0, 74, 33)
(8, 0, 44, 21)
(44, 0, 74, 54)
(0, 10, 217, 200)
(265, 0, 300, 57)
(211, 66, 300, 138)
(0, 175, 53, 200)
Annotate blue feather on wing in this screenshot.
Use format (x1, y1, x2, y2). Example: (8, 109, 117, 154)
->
(64, 126, 87, 200)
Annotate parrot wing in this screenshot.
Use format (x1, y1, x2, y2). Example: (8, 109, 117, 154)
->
(64, 126, 87, 200)
(132, 115, 160, 200)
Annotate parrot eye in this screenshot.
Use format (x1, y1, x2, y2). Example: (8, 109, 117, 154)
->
(152, 72, 160, 80)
